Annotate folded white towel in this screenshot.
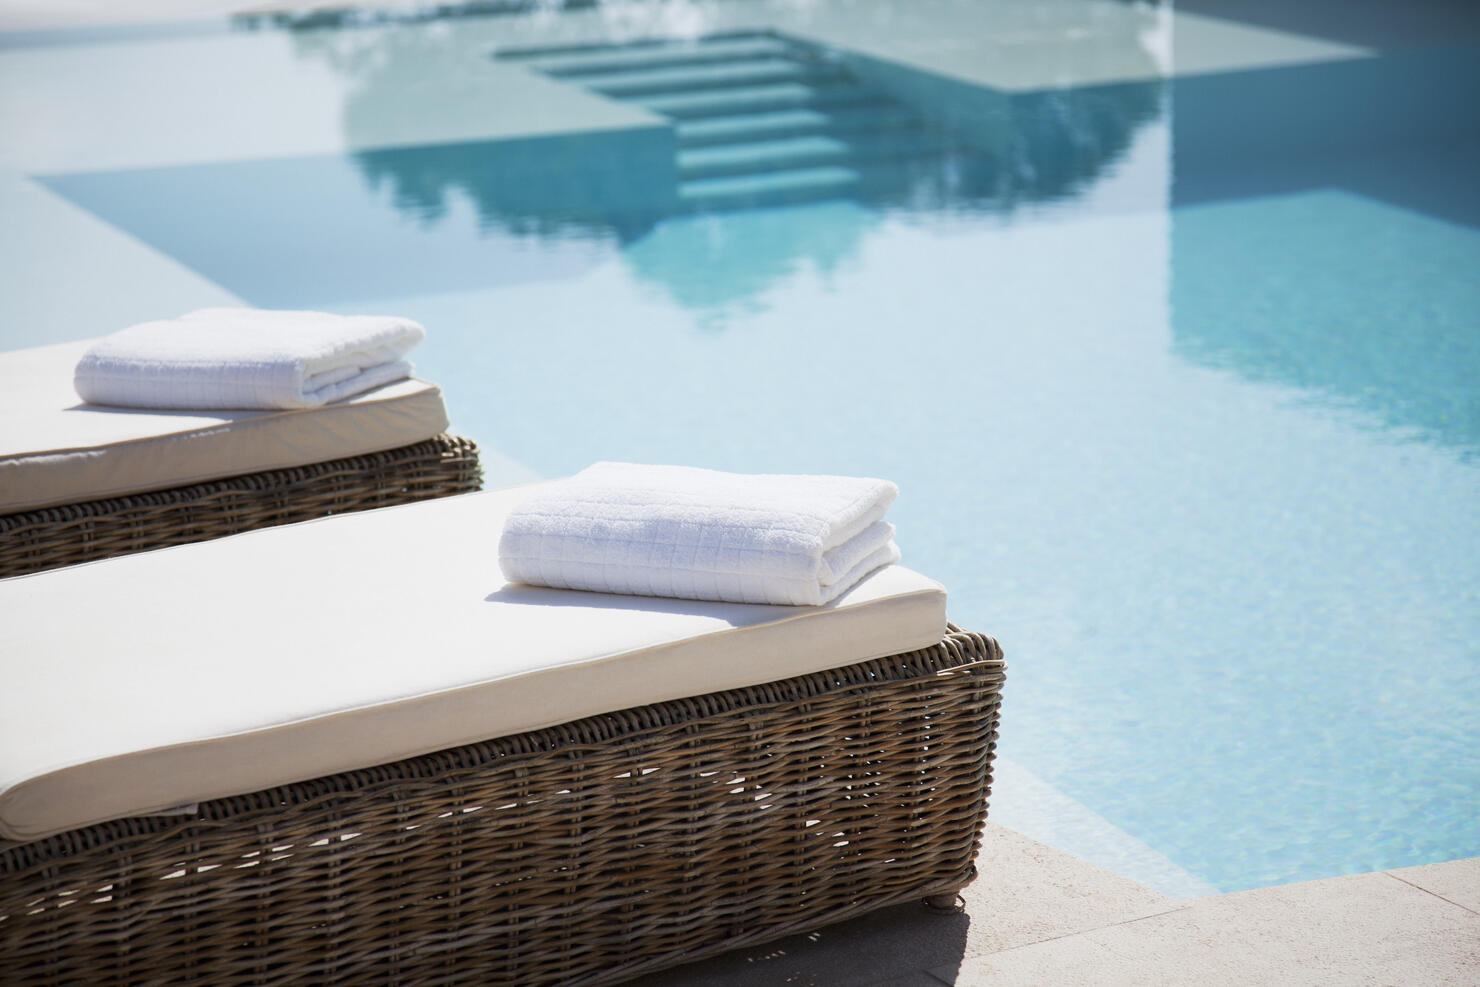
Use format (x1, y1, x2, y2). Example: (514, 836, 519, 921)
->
(499, 462, 902, 606)
(74, 308, 425, 410)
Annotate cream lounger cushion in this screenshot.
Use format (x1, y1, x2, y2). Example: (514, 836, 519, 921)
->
(0, 339, 451, 514)
(0, 484, 948, 842)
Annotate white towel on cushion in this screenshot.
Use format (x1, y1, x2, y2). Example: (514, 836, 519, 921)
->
(499, 462, 903, 606)
(74, 308, 425, 410)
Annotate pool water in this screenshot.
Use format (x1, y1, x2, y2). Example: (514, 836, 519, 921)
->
(9, 6, 1480, 894)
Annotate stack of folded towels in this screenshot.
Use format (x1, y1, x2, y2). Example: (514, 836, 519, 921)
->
(74, 307, 425, 410)
(499, 461, 902, 607)
(73, 308, 900, 607)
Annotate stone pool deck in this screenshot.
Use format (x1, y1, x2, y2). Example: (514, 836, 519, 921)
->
(632, 822, 1480, 986)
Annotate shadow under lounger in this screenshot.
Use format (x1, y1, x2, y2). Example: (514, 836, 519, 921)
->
(0, 486, 1005, 986)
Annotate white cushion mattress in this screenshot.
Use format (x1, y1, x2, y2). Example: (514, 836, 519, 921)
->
(0, 339, 451, 513)
(0, 484, 947, 842)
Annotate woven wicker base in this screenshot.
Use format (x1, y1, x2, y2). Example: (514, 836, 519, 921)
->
(0, 626, 1004, 986)
(0, 434, 482, 577)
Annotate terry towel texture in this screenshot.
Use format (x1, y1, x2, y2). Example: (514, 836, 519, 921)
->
(499, 462, 902, 606)
(74, 308, 425, 410)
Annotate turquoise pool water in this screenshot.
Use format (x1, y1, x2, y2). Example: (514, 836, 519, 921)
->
(16, 14, 1480, 893)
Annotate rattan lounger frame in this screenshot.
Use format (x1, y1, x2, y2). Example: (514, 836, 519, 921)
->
(0, 434, 482, 577)
(0, 625, 1004, 985)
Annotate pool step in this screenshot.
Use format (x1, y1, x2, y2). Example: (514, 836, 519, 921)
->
(515, 35, 798, 77)
(640, 81, 884, 120)
(675, 105, 921, 147)
(497, 31, 953, 214)
(680, 129, 954, 178)
(580, 58, 847, 99)
(680, 135, 851, 179)
(678, 129, 950, 180)
(493, 30, 772, 61)
(679, 166, 861, 211)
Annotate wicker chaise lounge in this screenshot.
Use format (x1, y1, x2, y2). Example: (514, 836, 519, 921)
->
(0, 339, 482, 577)
(0, 484, 1005, 985)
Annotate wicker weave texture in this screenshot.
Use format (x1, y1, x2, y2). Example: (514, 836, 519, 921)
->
(0, 434, 482, 577)
(0, 627, 1004, 986)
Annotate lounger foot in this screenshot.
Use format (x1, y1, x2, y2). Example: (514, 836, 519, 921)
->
(922, 865, 976, 913)
(922, 891, 966, 914)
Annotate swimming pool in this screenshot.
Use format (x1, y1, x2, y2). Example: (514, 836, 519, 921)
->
(3, 1, 1478, 896)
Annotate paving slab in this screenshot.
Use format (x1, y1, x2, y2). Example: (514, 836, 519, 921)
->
(959, 823, 1178, 959)
(0, 0, 249, 32)
(942, 868, 1480, 986)
(1388, 857, 1480, 915)
(0, 21, 664, 173)
(623, 900, 972, 987)
(1168, 9, 1368, 78)
(625, 822, 1174, 986)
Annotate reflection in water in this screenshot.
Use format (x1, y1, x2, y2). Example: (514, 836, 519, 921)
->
(264, 15, 678, 238)
(354, 139, 664, 243)
(1171, 45, 1480, 227)
(991, 84, 1161, 208)
(1170, 46, 1480, 456)
(259, 20, 1162, 316)
(44, 12, 1477, 454)
(1172, 188, 1480, 457)
(624, 200, 879, 327)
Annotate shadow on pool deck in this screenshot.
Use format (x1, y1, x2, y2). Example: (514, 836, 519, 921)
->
(625, 822, 1480, 986)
